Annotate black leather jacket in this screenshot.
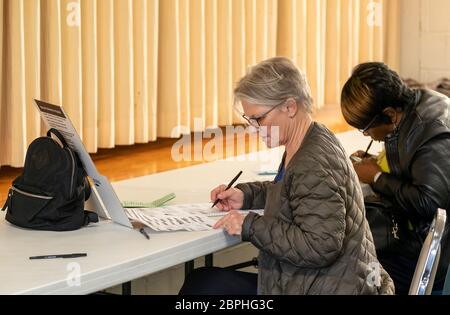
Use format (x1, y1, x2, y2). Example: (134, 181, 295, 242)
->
(372, 89, 450, 284)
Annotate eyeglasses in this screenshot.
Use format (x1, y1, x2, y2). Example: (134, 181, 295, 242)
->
(241, 100, 286, 127)
(359, 114, 380, 133)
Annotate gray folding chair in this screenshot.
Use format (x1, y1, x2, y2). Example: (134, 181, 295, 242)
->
(409, 208, 447, 295)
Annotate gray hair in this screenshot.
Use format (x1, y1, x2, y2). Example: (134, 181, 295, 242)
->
(234, 57, 313, 113)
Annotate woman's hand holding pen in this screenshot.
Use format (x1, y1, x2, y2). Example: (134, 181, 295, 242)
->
(350, 140, 381, 184)
(351, 155, 381, 184)
(211, 185, 245, 235)
(210, 171, 245, 235)
(351, 150, 375, 160)
(351, 140, 375, 162)
(210, 185, 244, 211)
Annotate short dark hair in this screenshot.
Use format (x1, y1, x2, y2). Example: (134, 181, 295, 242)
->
(341, 62, 416, 129)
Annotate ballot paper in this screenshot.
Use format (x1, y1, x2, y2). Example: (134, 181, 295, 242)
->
(124, 203, 264, 232)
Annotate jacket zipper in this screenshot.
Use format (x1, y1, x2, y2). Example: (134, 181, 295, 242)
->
(66, 148, 75, 198)
(11, 186, 53, 200)
(385, 136, 401, 176)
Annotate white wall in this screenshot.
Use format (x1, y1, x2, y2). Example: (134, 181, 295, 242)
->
(400, 0, 450, 81)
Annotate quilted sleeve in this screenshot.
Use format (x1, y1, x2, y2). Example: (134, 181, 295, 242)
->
(235, 181, 273, 210)
(241, 167, 347, 268)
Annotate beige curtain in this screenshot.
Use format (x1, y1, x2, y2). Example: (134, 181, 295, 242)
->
(0, 0, 399, 167)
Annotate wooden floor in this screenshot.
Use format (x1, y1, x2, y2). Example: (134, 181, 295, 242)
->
(0, 103, 351, 205)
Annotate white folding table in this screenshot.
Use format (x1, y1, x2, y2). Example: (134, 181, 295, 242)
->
(0, 130, 379, 294)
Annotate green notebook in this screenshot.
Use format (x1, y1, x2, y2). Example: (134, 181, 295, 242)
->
(121, 193, 176, 208)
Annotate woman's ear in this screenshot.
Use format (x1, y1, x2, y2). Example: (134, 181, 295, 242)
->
(285, 98, 298, 118)
(382, 107, 399, 124)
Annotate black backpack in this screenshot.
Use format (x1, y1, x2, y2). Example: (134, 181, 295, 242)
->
(1, 128, 98, 231)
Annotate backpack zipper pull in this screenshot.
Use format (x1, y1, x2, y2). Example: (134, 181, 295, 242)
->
(1, 189, 12, 211)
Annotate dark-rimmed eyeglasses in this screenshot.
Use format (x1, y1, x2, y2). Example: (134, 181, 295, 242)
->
(241, 100, 286, 127)
(359, 114, 380, 133)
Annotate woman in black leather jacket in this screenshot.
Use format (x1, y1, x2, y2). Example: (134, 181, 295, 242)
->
(340, 62, 450, 294)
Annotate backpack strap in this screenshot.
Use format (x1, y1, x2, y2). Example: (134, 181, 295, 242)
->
(1, 189, 11, 211)
(83, 177, 92, 201)
(83, 211, 99, 226)
(47, 128, 69, 148)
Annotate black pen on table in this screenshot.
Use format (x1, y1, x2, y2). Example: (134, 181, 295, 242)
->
(29, 253, 87, 260)
(363, 140, 374, 158)
(139, 228, 150, 240)
(211, 171, 243, 208)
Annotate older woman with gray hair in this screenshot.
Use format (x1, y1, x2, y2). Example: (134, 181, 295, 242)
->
(179, 57, 394, 295)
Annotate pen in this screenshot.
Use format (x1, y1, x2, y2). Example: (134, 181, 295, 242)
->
(257, 171, 278, 176)
(139, 228, 150, 240)
(363, 140, 374, 157)
(211, 170, 243, 208)
(29, 253, 87, 260)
